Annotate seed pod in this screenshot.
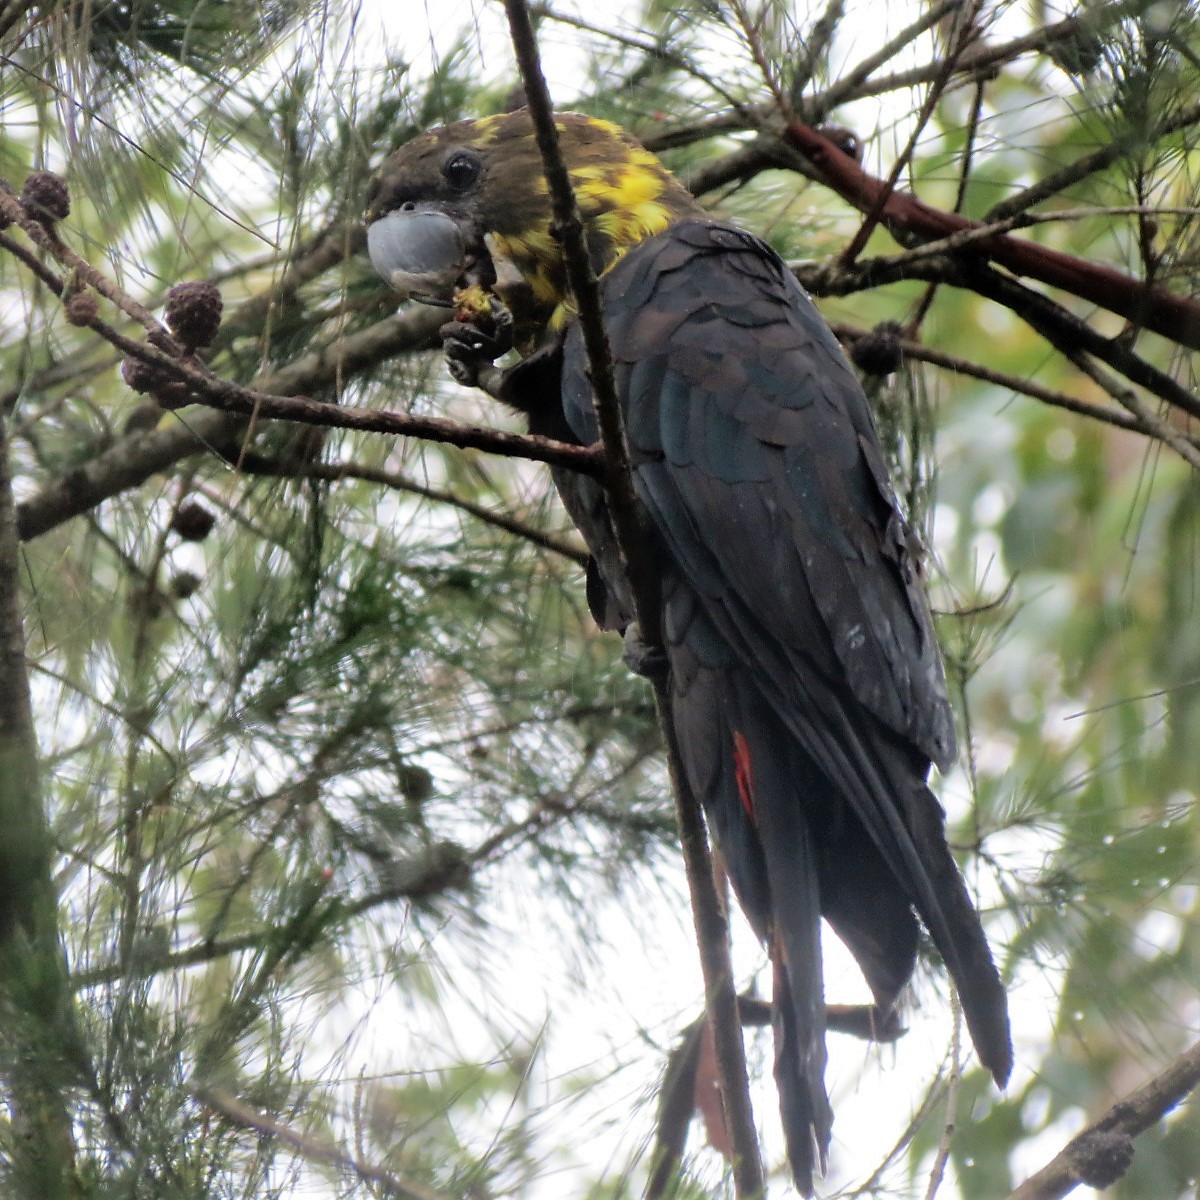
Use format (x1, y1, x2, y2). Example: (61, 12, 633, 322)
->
(21, 170, 70, 224)
(0, 179, 15, 230)
(170, 500, 216, 542)
(65, 291, 99, 326)
(169, 571, 202, 600)
(164, 280, 223, 351)
(121, 355, 172, 395)
(850, 321, 904, 377)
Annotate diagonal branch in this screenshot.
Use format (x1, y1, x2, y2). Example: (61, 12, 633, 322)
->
(1007, 1040, 1200, 1200)
(13, 296, 599, 542)
(780, 120, 1200, 354)
(829, 322, 1166, 440)
(193, 1085, 452, 1200)
(237, 453, 589, 564)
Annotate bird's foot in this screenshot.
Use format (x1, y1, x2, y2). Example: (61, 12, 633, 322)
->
(622, 623, 669, 680)
(441, 303, 514, 395)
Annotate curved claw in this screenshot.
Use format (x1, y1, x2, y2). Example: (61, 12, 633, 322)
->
(441, 303, 516, 395)
(623, 623, 669, 680)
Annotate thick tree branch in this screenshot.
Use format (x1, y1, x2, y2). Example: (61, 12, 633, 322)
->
(1007, 1040, 1200, 1200)
(780, 120, 1200, 354)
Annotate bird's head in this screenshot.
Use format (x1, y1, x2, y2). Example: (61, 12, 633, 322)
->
(366, 110, 701, 340)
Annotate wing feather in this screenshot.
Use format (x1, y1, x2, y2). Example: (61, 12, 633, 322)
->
(555, 220, 1012, 1186)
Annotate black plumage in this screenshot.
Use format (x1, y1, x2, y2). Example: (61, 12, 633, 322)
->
(366, 115, 1012, 1194)
(550, 220, 1011, 1190)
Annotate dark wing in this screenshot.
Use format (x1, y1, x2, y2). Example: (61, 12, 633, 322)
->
(557, 222, 1011, 1157)
(570, 221, 957, 765)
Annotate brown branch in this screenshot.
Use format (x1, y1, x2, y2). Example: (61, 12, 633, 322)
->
(683, 134, 816, 201)
(1007, 1040, 1200, 1200)
(80, 306, 604, 474)
(647, 997, 903, 1198)
(0, 186, 163, 334)
(13, 301, 600, 541)
(1, 202, 601, 541)
(1055, 344, 1200, 472)
(503, 3, 766, 1197)
(839, 0, 985, 267)
(780, 121, 1200, 354)
(193, 1085, 452, 1200)
(794, 248, 1200, 437)
(957, 262, 1200, 426)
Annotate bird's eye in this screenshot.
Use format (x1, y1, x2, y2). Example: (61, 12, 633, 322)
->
(441, 149, 481, 191)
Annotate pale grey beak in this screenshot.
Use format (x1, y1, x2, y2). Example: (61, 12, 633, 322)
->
(367, 208, 467, 304)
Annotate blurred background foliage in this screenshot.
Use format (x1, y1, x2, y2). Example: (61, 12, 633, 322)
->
(1, 0, 1199, 1197)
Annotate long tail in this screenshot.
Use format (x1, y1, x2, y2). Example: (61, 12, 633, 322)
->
(672, 652, 832, 1193)
(896, 778, 1013, 1084)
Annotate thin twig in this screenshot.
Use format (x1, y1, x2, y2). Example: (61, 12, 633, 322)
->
(1057, 347, 1200, 472)
(840, 0, 985, 266)
(794, 250, 1200, 438)
(818, 0, 962, 114)
(922, 991, 963, 1200)
(909, 74, 987, 333)
(958, 262, 1200, 427)
(0, 187, 164, 333)
(828, 322, 1165, 439)
(833, 0, 1144, 108)
(502, 2, 766, 1195)
(73, 842, 471, 989)
(238, 454, 589, 564)
(0, 202, 600, 541)
(192, 1085, 451, 1200)
(986, 101, 1200, 223)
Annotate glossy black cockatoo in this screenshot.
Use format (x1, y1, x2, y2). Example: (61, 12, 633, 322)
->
(365, 110, 1012, 1192)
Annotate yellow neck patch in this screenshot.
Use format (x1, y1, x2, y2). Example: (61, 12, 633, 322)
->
(441, 113, 702, 343)
(500, 141, 683, 330)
